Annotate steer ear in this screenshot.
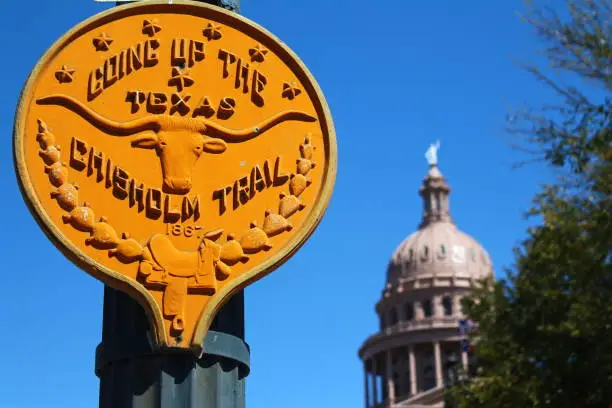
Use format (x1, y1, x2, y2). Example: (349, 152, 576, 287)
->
(131, 134, 159, 149)
(202, 137, 227, 154)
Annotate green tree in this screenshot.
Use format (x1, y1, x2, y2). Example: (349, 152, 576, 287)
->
(451, 1, 611, 407)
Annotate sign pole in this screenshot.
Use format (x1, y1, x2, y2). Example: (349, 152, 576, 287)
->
(94, 4, 247, 408)
(15, 1, 336, 407)
(97, 286, 248, 407)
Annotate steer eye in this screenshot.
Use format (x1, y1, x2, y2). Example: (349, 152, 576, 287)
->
(159, 141, 167, 147)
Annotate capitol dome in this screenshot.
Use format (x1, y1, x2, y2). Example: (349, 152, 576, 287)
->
(358, 145, 494, 408)
(385, 165, 493, 290)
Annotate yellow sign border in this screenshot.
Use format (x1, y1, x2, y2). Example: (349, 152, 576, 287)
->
(13, 0, 337, 355)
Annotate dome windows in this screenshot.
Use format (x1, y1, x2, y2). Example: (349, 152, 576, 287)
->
(437, 244, 447, 260)
(442, 296, 453, 316)
(405, 302, 415, 321)
(389, 307, 398, 326)
(387, 227, 493, 281)
(422, 299, 433, 317)
(451, 245, 466, 264)
(421, 246, 429, 261)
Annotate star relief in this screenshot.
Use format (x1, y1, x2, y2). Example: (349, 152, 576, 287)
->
(55, 65, 76, 84)
(168, 67, 195, 92)
(249, 44, 268, 63)
(203, 22, 223, 41)
(142, 18, 162, 37)
(93, 32, 113, 51)
(282, 82, 302, 100)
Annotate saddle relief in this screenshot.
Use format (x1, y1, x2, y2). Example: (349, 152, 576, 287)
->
(138, 233, 221, 335)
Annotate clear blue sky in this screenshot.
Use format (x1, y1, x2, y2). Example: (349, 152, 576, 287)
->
(0, 1, 558, 407)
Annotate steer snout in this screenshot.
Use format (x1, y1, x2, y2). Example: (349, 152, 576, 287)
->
(164, 177, 193, 195)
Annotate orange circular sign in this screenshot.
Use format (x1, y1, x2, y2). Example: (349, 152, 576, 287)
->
(14, 1, 336, 353)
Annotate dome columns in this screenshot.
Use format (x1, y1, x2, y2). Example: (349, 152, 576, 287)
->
(453, 293, 463, 318)
(414, 300, 425, 320)
(433, 341, 443, 388)
(434, 295, 443, 317)
(408, 346, 417, 395)
(385, 350, 396, 405)
(361, 340, 471, 406)
(372, 356, 379, 406)
(362, 346, 417, 407)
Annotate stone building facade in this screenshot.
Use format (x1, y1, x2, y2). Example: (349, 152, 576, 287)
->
(358, 154, 494, 407)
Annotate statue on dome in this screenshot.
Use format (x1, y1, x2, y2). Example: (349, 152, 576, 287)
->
(425, 140, 440, 166)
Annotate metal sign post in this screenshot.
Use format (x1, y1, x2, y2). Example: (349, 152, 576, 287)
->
(95, 3, 248, 406)
(97, 285, 249, 407)
(14, 1, 336, 407)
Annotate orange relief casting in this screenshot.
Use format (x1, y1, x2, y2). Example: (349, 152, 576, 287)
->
(14, 1, 336, 354)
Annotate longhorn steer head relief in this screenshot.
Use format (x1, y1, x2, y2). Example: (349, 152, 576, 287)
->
(37, 94, 317, 194)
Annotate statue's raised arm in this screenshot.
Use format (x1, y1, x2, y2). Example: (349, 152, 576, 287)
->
(425, 140, 441, 166)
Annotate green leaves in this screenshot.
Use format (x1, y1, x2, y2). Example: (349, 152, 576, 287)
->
(451, 1, 612, 407)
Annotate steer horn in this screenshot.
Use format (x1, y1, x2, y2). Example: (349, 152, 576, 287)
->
(36, 94, 318, 140)
(204, 110, 317, 142)
(37, 94, 159, 135)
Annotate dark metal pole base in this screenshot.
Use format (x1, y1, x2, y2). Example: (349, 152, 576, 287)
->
(97, 337, 248, 408)
(97, 287, 249, 408)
